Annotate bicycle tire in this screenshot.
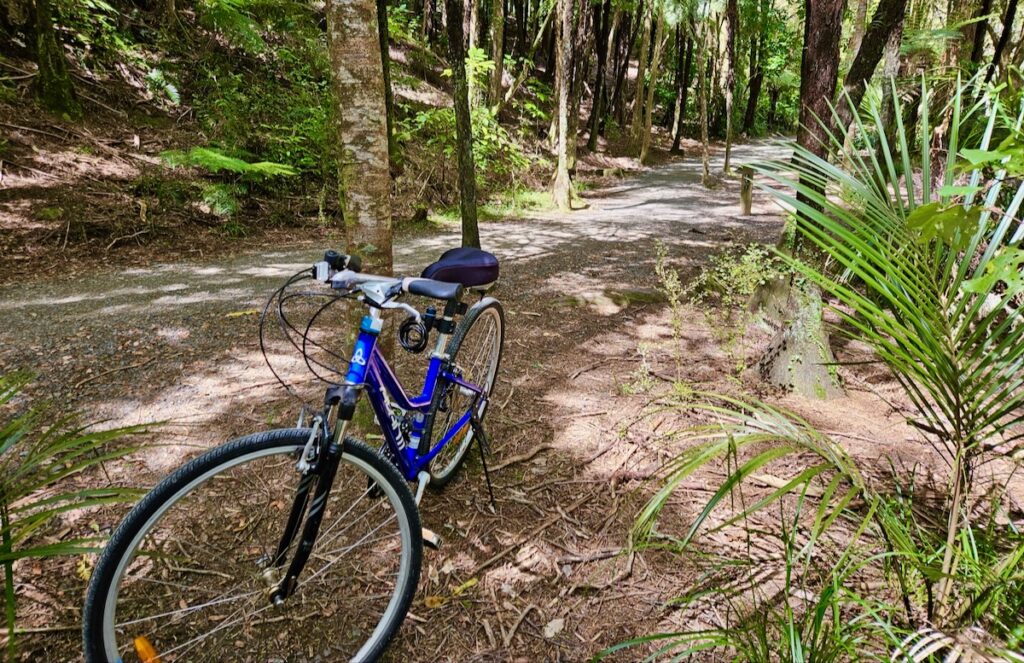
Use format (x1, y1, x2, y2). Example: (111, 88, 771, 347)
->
(427, 298, 505, 487)
(83, 429, 422, 663)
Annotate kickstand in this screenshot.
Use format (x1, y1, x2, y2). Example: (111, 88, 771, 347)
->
(472, 415, 497, 513)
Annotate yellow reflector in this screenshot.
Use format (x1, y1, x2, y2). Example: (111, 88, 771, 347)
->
(133, 635, 162, 663)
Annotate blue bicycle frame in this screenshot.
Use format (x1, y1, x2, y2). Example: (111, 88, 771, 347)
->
(343, 311, 486, 482)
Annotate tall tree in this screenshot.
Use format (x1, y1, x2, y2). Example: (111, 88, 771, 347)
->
(376, 0, 397, 163)
(834, 0, 907, 130)
(742, 0, 768, 134)
(552, 0, 573, 210)
(757, 0, 847, 399)
(325, 0, 393, 275)
(445, 0, 482, 247)
(697, 24, 711, 185)
(722, 0, 738, 172)
(488, 0, 505, 104)
(34, 0, 79, 117)
(968, 0, 993, 66)
(586, 0, 612, 151)
(671, 28, 694, 153)
(639, 8, 666, 164)
(796, 0, 844, 185)
(985, 0, 1019, 84)
(629, 1, 653, 149)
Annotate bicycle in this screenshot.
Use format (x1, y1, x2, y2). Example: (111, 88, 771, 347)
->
(82, 247, 505, 662)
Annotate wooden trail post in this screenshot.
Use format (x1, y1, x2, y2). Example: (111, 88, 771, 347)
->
(739, 165, 753, 215)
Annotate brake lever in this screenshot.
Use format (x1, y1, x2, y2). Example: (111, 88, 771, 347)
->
(381, 300, 422, 322)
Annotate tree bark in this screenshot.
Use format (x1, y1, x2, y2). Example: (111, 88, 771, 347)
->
(629, 1, 652, 150)
(796, 0, 844, 186)
(968, 0, 993, 66)
(846, 0, 868, 67)
(697, 25, 711, 186)
(586, 0, 611, 150)
(985, 0, 1018, 84)
(835, 0, 908, 130)
(34, 0, 79, 118)
(756, 0, 846, 400)
(552, 0, 573, 210)
(444, 0, 481, 247)
(671, 29, 693, 153)
(723, 0, 738, 173)
(639, 10, 666, 164)
(488, 0, 505, 104)
(606, 8, 639, 130)
(326, 0, 393, 274)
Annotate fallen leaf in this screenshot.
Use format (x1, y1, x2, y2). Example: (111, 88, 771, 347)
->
(452, 577, 478, 597)
(543, 617, 565, 639)
(424, 595, 445, 608)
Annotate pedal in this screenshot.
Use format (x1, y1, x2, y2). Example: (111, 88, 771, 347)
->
(421, 527, 442, 550)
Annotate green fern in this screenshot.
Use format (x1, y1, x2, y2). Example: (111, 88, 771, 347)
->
(162, 147, 297, 179)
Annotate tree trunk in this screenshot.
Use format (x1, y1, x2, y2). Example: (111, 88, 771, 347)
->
(835, 0, 908, 131)
(756, 0, 846, 400)
(660, 25, 681, 129)
(723, 0, 738, 173)
(985, 0, 1018, 84)
(629, 1, 652, 150)
(639, 10, 666, 164)
(968, 0, 993, 66)
(488, 0, 505, 104)
(552, 0, 573, 210)
(742, 32, 763, 134)
(697, 25, 711, 186)
(606, 8, 638, 131)
(444, 0, 481, 247)
(671, 29, 693, 153)
(846, 0, 868, 67)
(34, 0, 79, 117)
(377, 0, 398, 165)
(796, 0, 843, 190)
(586, 0, 611, 151)
(767, 85, 779, 128)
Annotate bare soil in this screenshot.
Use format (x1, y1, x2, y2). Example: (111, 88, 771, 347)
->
(3, 139, 1021, 662)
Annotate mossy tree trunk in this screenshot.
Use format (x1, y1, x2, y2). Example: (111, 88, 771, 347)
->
(638, 10, 665, 164)
(487, 0, 504, 105)
(444, 0, 481, 247)
(34, 0, 79, 118)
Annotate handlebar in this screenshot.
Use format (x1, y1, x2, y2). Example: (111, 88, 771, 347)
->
(312, 251, 464, 303)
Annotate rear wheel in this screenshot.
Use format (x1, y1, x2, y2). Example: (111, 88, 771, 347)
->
(428, 299, 505, 487)
(83, 429, 421, 662)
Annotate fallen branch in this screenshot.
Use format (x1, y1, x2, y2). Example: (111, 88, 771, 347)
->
(569, 550, 635, 594)
(74, 357, 158, 389)
(490, 443, 554, 472)
(106, 229, 150, 251)
(502, 603, 539, 647)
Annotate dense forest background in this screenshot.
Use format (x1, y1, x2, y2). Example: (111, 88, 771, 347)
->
(6, 0, 1017, 275)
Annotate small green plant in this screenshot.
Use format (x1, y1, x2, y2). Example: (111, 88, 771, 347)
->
(162, 147, 297, 178)
(619, 343, 655, 395)
(683, 243, 787, 374)
(1, 372, 145, 658)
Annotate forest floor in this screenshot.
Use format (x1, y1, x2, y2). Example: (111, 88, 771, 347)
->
(3, 139, 1022, 661)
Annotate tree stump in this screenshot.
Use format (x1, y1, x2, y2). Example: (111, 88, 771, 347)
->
(739, 165, 753, 215)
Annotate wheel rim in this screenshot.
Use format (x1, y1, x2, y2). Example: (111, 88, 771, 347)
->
(431, 307, 502, 480)
(99, 443, 415, 662)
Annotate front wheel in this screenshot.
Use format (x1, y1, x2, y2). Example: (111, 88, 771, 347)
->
(428, 298, 505, 487)
(83, 429, 422, 663)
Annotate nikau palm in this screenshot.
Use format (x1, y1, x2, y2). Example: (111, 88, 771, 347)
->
(616, 77, 1024, 659)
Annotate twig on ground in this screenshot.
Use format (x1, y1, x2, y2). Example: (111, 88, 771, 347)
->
(502, 603, 539, 647)
(106, 229, 150, 251)
(558, 547, 624, 565)
(0, 121, 68, 140)
(474, 491, 595, 574)
(74, 357, 158, 389)
(490, 444, 554, 472)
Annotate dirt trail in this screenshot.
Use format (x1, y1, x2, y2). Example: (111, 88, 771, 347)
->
(1, 140, 796, 660)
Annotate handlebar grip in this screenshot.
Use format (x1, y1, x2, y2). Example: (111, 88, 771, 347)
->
(324, 251, 362, 273)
